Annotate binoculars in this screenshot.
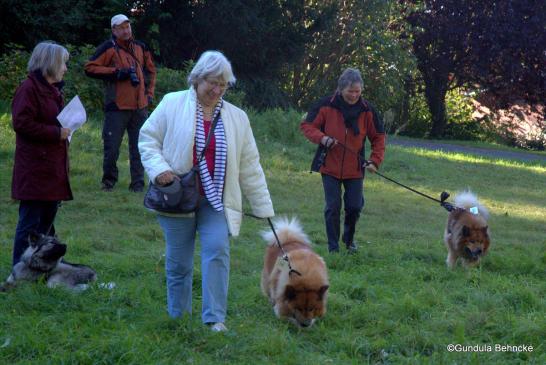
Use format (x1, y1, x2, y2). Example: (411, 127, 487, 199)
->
(129, 67, 139, 86)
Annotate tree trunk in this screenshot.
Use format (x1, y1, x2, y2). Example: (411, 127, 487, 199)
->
(424, 76, 448, 138)
(395, 76, 413, 135)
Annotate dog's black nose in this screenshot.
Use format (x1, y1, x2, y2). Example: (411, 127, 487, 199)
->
(470, 248, 482, 257)
(465, 247, 482, 258)
(57, 244, 67, 256)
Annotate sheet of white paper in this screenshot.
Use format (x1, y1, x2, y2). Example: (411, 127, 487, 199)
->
(57, 95, 87, 142)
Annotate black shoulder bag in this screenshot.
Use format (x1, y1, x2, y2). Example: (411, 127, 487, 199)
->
(144, 114, 219, 213)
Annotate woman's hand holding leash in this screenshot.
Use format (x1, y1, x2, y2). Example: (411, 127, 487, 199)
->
(362, 159, 378, 173)
(320, 135, 337, 149)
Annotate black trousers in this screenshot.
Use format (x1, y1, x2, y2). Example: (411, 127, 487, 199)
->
(12, 200, 59, 266)
(321, 174, 364, 251)
(102, 108, 148, 189)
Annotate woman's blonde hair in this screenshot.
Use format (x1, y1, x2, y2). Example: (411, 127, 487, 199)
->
(27, 41, 69, 80)
(187, 50, 236, 88)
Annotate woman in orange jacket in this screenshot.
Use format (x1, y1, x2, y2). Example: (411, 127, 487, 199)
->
(300, 68, 386, 253)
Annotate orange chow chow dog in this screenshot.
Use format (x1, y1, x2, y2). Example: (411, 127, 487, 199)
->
(261, 217, 329, 328)
(444, 191, 491, 268)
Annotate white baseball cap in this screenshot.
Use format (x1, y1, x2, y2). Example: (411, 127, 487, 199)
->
(111, 14, 130, 28)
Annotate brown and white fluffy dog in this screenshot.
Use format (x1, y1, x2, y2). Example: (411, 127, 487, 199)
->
(261, 217, 329, 328)
(444, 191, 491, 268)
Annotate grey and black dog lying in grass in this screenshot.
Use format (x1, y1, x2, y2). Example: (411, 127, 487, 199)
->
(1, 232, 97, 291)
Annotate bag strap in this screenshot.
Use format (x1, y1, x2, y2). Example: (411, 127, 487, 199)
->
(196, 112, 220, 163)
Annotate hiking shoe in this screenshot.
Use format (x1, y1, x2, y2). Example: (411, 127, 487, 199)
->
(328, 247, 340, 254)
(129, 185, 144, 193)
(346, 242, 358, 254)
(209, 322, 228, 332)
(101, 183, 114, 192)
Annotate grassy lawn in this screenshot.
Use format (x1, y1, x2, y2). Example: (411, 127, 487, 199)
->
(389, 134, 546, 158)
(0, 108, 544, 364)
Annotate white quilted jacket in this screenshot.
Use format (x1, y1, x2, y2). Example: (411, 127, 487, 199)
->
(138, 87, 274, 236)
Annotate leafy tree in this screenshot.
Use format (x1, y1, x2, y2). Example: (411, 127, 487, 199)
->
(0, 0, 126, 52)
(402, 0, 545, 138)
(285, 0, 417, 128)
(458, 1, 545, 106)
(132, 0, 310, 108)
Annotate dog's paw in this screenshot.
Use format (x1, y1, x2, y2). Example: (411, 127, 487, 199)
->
(0, 282, 15, 292)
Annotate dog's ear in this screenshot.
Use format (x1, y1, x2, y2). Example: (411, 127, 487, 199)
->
(28, 231, 42, 246)
(462, 226, 471, 237)
(284, 285, 297, 301)
(318, 285, 329, 300)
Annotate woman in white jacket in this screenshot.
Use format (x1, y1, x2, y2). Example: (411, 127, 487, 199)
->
(139, 51, 274, 332)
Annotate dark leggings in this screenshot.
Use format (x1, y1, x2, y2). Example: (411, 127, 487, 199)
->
(321, 174, 364, 251)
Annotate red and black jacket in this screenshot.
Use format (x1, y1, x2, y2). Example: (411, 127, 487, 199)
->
(84, 37, 156, 111)
(300, 93, 386, 179)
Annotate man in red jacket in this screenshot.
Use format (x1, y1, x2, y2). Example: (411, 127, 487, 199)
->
(301, 68, 386, 253)
(85, 14, 156, 192)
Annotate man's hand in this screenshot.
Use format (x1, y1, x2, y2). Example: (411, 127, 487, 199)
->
(60, 128, 71, 141)
(320, 135, 337, 149)
(155, 170, 178, 186)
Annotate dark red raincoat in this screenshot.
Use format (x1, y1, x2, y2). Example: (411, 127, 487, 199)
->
(11, 71, 72, 201)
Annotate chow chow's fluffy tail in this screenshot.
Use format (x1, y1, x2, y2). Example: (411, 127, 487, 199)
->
(454, 190, 489, 219)
(261, 217, 310, 246)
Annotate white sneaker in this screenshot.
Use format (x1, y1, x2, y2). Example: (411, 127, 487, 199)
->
(210, 322, 228, 332)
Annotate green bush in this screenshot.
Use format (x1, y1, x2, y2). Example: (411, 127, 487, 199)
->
(443, 89, 481, 140)
(0, 46, 247, 116)
(0, 44, 103, 113)
(400, 92, 432, 138)
(0, 44, 29, 102)
(63, 44, 103, 113)
(249, 108, 306, 146)
(401, 88, 482, 140)
(152, 62, 191, 107)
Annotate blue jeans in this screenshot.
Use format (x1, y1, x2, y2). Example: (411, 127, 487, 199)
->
(157, 198, 230, 323)
(322, 174, 364, 251)
(12, 200, 59, 266)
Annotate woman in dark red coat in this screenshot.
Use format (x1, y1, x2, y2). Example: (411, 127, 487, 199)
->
(11, 41, 72, 266)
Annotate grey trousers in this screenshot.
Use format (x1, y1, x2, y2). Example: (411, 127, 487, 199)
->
(102, 108, 147, 188)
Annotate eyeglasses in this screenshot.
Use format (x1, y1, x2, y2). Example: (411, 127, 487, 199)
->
(205, 79, 228, 91)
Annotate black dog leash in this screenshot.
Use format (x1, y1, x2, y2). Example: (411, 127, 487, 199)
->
(329, 141, 457, 212)
(44, 202, 62, 236)
(243, 212, 302, 277)
(365, 162, 456, 212)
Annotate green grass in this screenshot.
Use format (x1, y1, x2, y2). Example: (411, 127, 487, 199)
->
(0, 109, 545, 364)
(390, 134, 546, 157)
